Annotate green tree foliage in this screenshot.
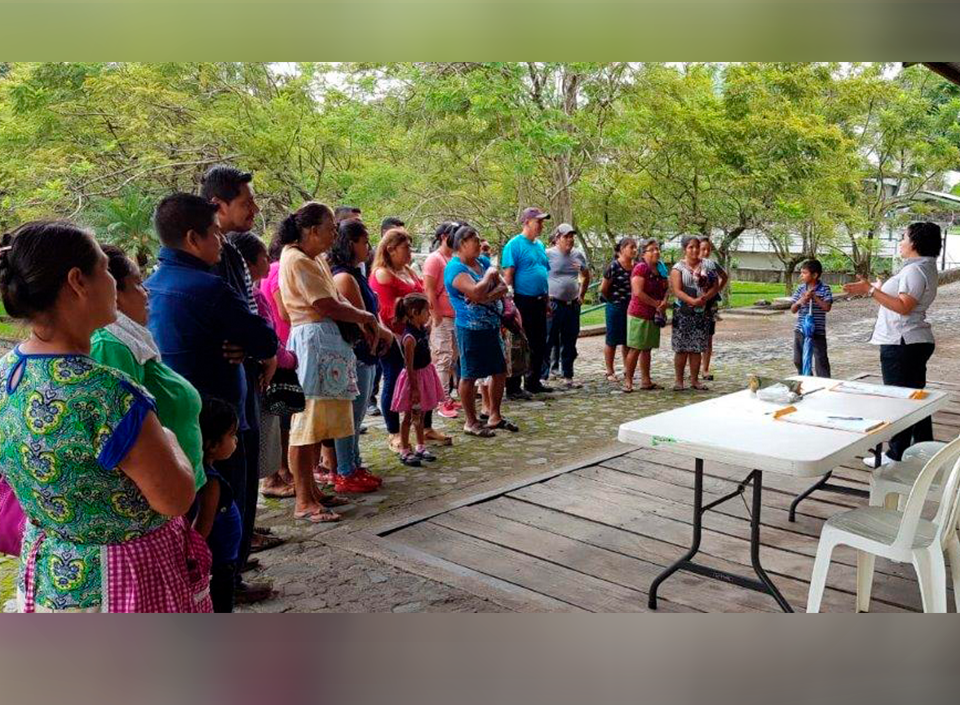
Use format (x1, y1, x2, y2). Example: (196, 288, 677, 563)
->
(1, 62, 957, 278)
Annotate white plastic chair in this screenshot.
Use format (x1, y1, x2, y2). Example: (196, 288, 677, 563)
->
(870, 441, 958, 510)
(806, 437, 960, 613)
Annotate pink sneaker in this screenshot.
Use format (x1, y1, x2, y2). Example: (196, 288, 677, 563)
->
(437, 400, 459, 419)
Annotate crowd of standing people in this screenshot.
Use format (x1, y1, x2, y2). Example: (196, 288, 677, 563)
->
(1, 152, 942, 613)
(0, 162, 606, 613)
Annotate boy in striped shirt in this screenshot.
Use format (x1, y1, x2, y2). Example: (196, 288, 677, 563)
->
(790, 259, 833, 377)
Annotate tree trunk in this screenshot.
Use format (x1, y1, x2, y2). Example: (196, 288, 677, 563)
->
(548, 68, 580, 227)
(784, 262, 799, 296)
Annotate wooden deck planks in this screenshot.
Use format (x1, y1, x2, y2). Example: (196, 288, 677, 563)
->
(395, 521, 693, 612)
(374, 377, 960, 613)
(509, 475, 924, 610)
(479, 497, 908, 613)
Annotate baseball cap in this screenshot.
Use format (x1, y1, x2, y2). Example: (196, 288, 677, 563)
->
(554, 223, 577, 236)
(519, 207, 550, 224)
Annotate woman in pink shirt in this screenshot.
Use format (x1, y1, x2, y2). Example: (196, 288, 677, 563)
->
(422, 221, 462, 419)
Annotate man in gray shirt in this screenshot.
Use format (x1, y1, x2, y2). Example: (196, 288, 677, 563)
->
(543, 223, 591, 387)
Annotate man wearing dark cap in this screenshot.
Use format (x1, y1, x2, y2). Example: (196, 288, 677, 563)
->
(543, 223, 590, 388)
(502, 207, 553, 397)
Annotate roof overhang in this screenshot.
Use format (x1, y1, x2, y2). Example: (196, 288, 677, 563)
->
(904, 62, 960, 87)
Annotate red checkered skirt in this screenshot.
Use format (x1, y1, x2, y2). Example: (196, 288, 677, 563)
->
(22, 516, 213, 613)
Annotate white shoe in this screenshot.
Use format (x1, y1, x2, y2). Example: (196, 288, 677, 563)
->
(862, 452, 893, 469)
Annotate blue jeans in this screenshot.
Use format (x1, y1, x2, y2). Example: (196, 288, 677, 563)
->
(335, 361, 376, 476)
(542, 299, 581, 379)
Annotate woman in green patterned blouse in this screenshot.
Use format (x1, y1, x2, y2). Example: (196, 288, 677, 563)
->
(90, 245, 206, 492)
(0, 221, 206, 612)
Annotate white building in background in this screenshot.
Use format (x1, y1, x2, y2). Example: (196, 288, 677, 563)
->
(726, 187, 960, 273)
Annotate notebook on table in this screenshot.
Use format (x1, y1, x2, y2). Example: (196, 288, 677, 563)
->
(831, 380, 928, 400)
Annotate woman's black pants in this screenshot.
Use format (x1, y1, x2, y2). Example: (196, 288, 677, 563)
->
(880, 340, 935, 460)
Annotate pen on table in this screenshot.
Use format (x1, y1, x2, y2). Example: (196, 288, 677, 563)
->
(828, 415, 863, 420)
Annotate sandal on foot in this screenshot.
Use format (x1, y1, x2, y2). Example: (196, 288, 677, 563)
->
(702, 374, 715, 381)
(249, 534, 285, 553)
(464, 425, 496, 438)
(672, 384, 686, 392)
(399, 451, 422, 467)
(415, 448, 438, 462)
(621, 385, 634, 394)
(639, 383, 664, 391)
(486, 418, 519, 433)
(260, 485, 296, 499)
(293, 508, 341, 523)
(605, 373, 620, 383)
(691, 383, 710, 391)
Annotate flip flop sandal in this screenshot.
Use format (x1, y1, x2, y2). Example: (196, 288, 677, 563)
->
(621, 386, 634, 393)
(464, 425, 496, 438)
(640, 383, 664, 391)
(249, 534, 285, 553)
(605, 373, 620, 383)
(260, 485, 296, 499)
(703, 374, 715, 381)
(691, 384, 710, 391)
(672, 384, 686, 392)
(294, 509, 341, 523)
(486, 418, 519, 433)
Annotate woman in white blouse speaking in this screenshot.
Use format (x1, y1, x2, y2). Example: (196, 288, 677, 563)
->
(844, 222, 942, 467)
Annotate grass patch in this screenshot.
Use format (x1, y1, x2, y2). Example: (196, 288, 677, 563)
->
(0, 319, 24, 342)
(726, 281, 843, 308)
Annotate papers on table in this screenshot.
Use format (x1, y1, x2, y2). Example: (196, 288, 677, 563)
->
(774, 407, 886, 434)
(831, 380, 928, 400)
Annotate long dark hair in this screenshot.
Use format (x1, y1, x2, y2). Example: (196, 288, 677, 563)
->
(275, 202, 333, 252)
(393, 292, 429, 328)
(614, 236, 636, 255)
(431, 221, 461, 252)
(0, 221, 101, 320)
(101, 244, 137, 291)
(329, 218, 369, 269)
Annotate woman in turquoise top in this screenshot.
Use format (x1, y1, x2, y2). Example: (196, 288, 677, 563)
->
(90, 245, 205, 491)
(0, 221, 203, 612)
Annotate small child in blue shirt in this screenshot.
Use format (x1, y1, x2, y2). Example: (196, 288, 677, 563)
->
(790, 259, 833, 378)
(195, 397, 244, 613)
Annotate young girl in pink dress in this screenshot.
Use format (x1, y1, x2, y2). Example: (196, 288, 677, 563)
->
(390, 293, 446, 467)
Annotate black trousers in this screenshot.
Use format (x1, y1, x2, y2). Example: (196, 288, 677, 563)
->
(210, 562, 237, 613)
(793, 331, 831, 378)
(508, 293, 549, 392)
(881, 341, 936, 460)
(543, 300, 581, 379)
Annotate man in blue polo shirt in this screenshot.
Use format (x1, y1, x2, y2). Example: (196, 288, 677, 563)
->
(502, 207, 553, 398)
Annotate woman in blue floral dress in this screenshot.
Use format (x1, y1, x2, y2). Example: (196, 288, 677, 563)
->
(0, 221, 206, 612)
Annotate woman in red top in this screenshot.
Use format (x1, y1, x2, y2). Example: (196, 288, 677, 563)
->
(369, 228, 452, 453)
(623, 238, 670, 392)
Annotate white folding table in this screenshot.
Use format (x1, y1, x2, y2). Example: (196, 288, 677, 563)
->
(617, 376, 948, 612)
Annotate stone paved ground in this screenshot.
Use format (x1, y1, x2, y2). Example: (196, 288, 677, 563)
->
(4, 282, 960, 612)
